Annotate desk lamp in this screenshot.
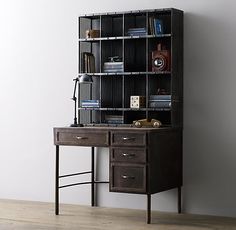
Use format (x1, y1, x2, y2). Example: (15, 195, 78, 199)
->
(70, 74, 93, 127)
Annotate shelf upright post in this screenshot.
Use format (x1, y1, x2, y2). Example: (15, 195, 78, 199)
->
(78, 17, 81, 74)
(122, 13, 125, 117)
(171, 10, 173, 127)
(99, 15, 102, 123)
(145, 12, 149, 119)
(78, 16, 81, 124)
(90, 18, 93, 123)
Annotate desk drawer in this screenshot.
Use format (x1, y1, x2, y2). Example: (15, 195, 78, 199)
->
(111, 132, 146, 146)
(55, 131, 109, 146)
(110, 148, 146, 163)
(110, 163, 146, 193)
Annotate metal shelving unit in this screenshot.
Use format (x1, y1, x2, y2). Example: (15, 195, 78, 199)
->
(78, 8, 183, 127)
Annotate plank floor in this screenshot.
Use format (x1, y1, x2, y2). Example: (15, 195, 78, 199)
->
(0, 199, 235, 229)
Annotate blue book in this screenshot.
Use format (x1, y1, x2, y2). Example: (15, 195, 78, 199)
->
(81, 100, 99, 103)
(149, 95, 171, 101)
(127, 27, 147, 36)
(154, 19, 163, 35)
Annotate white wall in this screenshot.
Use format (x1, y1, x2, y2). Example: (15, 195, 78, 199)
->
(0, 0, 236, 218)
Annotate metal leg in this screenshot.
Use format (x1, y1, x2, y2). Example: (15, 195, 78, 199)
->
(55, 145, 59, 215)
(91, 147, 95, 206)
(178, 186, 181, 213)
(147, 194, 151, 224)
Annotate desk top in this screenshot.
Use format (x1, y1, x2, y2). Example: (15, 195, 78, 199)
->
(54, 126, 180, 132)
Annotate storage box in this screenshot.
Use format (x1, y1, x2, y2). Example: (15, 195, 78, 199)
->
(130, 96, 146, 108)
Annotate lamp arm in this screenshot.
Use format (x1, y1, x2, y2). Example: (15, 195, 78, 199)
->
(72, 77, 79, 100)
(70, 77, 80, 127)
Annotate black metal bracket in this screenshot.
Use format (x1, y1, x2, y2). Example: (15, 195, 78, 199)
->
(58, 170, 109, 189)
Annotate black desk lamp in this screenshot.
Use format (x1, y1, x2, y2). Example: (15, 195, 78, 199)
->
(70, 74, 93, 127)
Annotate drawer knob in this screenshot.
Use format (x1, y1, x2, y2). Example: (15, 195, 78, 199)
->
(76, 136, 88, 140)
(122, 175, 135, 179)
(122, 153, 135, 158)
(122, 137, 135, 141)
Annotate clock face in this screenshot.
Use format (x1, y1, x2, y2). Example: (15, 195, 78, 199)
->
(153, 54, 166, 71)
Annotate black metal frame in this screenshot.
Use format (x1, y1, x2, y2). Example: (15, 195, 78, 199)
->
(55, 146, 109, 214)
(55, 145, 182, 223)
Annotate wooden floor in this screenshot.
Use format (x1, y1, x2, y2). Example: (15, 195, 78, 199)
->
(0, 199, 235, 230)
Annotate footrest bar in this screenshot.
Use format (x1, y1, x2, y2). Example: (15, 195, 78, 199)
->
(59, 171, 92, 178)
(59, 181, 91, 189)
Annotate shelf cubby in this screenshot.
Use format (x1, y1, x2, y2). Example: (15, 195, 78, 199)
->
(101, 14, 123, 37)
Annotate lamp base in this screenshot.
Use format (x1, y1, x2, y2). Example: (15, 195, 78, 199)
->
(70, 123, 83, 127)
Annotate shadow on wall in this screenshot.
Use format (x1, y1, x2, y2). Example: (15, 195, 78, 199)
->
(78, 11, 236, 216)
(183, 12, 236, 217)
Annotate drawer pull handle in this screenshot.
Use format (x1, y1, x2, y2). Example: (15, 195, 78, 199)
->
(122, 153, 135, 158)
(122, 137, 135, 141)
(122, 175, 135, 179)
(76, 136, 88, 140)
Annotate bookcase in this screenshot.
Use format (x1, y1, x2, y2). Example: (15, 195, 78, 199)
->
(78, 8, 183, 128)
(53, 9, 183, 224)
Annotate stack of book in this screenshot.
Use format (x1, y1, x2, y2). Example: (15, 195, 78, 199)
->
(104, 114, 124, 124)
(103, 61, 124, 73)
(81, 52, 95, 73)
(127, 27, 147, 36)
(149, 95, 171, 108)
(81, 100, 100, 108)
(149, 18, 163, 35)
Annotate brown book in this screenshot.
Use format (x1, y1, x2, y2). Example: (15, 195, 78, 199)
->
(81, 52, 95, 73)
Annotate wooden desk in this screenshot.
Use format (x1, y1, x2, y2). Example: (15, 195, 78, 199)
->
(53, 126, 182, 224)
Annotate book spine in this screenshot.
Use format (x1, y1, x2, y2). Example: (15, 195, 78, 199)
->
(149, 95, 171, 100)
(154, 19, 163, 35)
(149, 16, 154, 35)
(104, 69, 124, 73)
(149, 101, 171, 108)
(81, 105, 100, 108)
(81, 52, 95, 73)
(105, 120, 124, 124)
(81, 100, 100, 103)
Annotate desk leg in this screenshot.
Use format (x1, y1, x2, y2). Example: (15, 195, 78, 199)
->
(55, 145, 59, 215)
(147, 194, 151, 224)
(91, 147, 95, 206)
(178, 186, 182, 213)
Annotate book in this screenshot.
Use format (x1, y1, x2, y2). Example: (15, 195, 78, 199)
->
(103, 61, 124, 73)
(104, 65, 124, 69)
(105, 114, 124, 120)
(149, 16, 154, 35)
(153, 19, 163, 35)
(104, 114, 124, 124)
(149, 95, 171, 100)
(103, 68, 124, 73)
(81, 99, 100, 108)
(149, 95, 171, 108)
(106, 120, 124, 124)
(81, 52, 95, 73)
(81, 100, 99, 103)
(104, 61, 123, 66)
(104, 66, 123, 70)
(127, 27, 147, 36)
(149, 18, 164, 35)
(149, 101, 171, 108)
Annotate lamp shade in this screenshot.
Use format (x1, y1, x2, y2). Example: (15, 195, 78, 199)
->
(79, 74, 93, 84)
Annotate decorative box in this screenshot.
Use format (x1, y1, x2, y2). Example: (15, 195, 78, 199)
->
(130, 96, 146, 108)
